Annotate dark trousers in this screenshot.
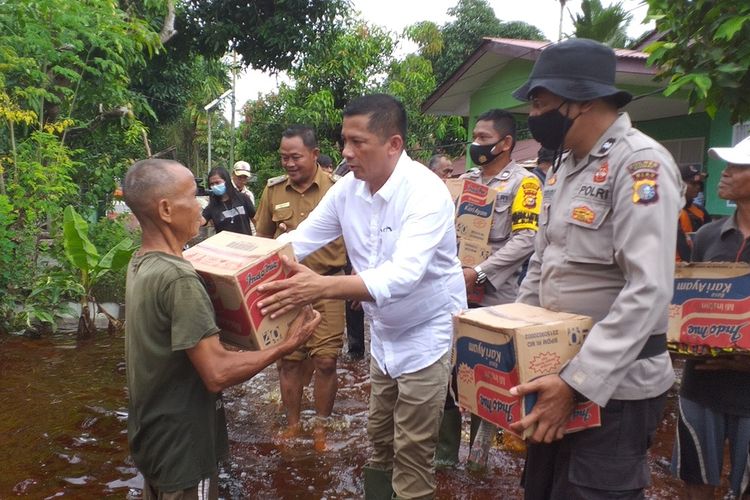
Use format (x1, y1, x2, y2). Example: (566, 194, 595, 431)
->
(522, 392, 668, 500)
(344, 258, 365, 355)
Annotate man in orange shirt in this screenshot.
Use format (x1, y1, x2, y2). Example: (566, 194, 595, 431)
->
(677, 164, 711, 261)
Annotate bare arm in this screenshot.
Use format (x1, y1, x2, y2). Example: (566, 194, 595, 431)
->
(186, 305, 321, 392)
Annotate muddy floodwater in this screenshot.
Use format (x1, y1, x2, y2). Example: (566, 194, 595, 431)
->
(0, 333, 730, 498)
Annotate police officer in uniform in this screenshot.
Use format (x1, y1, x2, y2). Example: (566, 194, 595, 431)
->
(255, 125, 346, 452)
(461, 108, 542, 306)
(509, 38, 682, 499)
(434, 109, 541, 470)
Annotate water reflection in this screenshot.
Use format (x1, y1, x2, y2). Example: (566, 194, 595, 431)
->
(0, 334, 700, 498)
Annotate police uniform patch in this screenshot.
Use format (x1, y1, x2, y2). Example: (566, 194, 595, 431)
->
(571, 205, 596, 225)
(598, 138, 616, 155)
(593, 162, 608, 183)
(627, 160, 660, 175)
(521, 180, 540, 209)
(631, 171, 659, 205)
(511, 177, 542, 231)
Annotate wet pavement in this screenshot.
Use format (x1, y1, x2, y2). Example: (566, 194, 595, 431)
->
(0, 333, 728, 498)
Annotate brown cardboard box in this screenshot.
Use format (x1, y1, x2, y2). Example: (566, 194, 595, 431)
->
(183, 231, 298, 350)
(445, 178, 464, 203)
(454, 179, 497, 243)
(458, 238, 492, 268)
(669, 262, 750, 354)
(453, 303, 601, 437)
(458, 238, 493, 304)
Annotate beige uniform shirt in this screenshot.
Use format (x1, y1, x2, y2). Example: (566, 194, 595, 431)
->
(462, 161, 541, 305)
(518, 113, 681, 406)
(255, 166, 346, 275)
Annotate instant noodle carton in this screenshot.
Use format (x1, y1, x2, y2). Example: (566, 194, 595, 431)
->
(183, 231, 298, 350)
(454, 179, 497, 244)
(457, 239, 493, 304)
(668, 262, 750, 355)
(453, 303, 601, 438)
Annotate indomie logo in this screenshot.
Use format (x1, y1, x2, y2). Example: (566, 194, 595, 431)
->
(686, 323, 747, 344)
(478, 394, 516, 422)
(572, 406, 592, 422)
(247, 260, 280, 287)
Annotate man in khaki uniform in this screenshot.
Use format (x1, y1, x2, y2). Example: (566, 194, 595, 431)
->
(509, 38, 681, 499)
(255, 125, 346, 451)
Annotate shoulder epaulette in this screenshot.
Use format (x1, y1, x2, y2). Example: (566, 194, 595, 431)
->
(266, 174, 288, 187)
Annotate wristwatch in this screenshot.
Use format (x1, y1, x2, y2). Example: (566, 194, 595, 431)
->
(473, 265, 488, 285)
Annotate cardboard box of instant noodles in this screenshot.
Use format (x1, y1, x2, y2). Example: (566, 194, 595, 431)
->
(668, 262, 750, 356)
(453, 303, 601, 438)
(183, 231, 298, 350)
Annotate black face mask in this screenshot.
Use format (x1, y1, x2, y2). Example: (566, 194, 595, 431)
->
(527, 101, 576, 151)
(469, 141, 501, 166)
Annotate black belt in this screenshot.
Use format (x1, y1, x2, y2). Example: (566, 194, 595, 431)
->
(322, 267, 345, 276)
(636, 333, 667, 360)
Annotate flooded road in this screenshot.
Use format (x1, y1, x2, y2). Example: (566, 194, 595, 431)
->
(0, 333, 725, 498)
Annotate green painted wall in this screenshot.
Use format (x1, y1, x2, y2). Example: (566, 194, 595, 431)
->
(704, 109, 734, 216)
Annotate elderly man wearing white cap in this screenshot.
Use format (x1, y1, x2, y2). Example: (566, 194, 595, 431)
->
(232, 160, 256, 206)
(232, 160, 256, 234)
(672, 135, 750, 499)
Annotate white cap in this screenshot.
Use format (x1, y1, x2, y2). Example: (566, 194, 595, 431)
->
(233, 160, 252, 176)
(708, 136, 750, 165)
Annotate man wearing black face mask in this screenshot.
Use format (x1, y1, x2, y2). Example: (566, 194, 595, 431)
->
(437, 109, 541, 471)
(509, 38, 682, 499)
(460, 109, 542, 306)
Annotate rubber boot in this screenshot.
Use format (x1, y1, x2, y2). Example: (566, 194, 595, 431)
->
(434, 407, 461, 469)
(364, 466, 394, 500)
(466, 419, 497, 473)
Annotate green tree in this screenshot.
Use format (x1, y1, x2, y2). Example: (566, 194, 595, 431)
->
(570, 0, 632, 48)
(179, 0, 349, 72)
(0, 0, 161, 334)
(645, 0, 750, 122)
(427, 0, 545, 85)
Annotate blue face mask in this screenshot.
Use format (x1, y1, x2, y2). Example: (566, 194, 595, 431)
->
(210, 183, 226, 196)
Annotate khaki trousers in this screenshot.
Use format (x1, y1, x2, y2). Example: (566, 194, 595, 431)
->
(368, 351, 450, 499)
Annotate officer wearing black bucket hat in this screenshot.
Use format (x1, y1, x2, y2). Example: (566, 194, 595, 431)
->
(509, 38, 682, 499)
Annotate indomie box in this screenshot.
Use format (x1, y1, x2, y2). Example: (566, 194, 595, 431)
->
(454, 179, 497, 243)
(183, 231, 298, 350)
(453, 303, 601, 438)
(458, 238, 492, 268)
(668, 262, 750, 354)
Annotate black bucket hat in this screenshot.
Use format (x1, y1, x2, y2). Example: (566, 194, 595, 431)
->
(513, 38, 632, 108)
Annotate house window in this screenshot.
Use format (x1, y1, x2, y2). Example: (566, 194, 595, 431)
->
(732, 122, 750, 145)
(659, 137, 705, 167)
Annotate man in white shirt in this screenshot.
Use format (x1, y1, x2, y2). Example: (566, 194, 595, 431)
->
(257, 94, 467, 499)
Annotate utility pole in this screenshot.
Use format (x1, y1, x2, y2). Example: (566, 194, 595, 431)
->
(230, 49, 237, 167)
(203, 89, 232, 178)
(558, 0, 567, 41)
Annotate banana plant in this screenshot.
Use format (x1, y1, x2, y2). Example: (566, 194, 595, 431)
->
(63, 205, 137, 337)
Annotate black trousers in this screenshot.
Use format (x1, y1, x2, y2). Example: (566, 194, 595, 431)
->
(521, 392, 668, 500)
(344, 258, 365, 354)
